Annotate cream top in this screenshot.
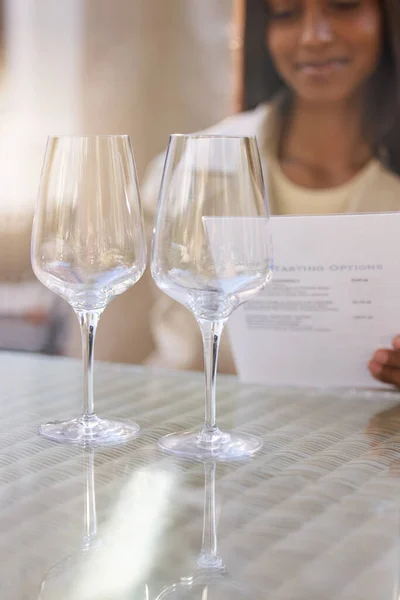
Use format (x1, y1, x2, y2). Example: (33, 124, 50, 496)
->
(269, 156, 381, 216)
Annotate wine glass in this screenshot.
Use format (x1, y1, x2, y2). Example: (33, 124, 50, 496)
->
(31, 135, 146, 446)
(38, 448, 100, 599)
(155, 462, 262, 600)
(39, 448, 162, 600)
(151, 135, 272, 460)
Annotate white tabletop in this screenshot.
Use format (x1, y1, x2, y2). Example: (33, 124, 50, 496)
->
(1, 352, 400, 600)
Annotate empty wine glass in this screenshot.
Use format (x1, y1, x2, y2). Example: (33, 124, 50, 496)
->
(31, 135, 146, 446)
(38, 448, 100, 599)
(151, 135, 272, 460)
(155, 462, 262, 600)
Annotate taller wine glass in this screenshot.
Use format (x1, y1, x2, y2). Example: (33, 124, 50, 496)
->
(31, 135, 146, 446)
(155, 462, 262, 600)
(151, 135, 272, 460)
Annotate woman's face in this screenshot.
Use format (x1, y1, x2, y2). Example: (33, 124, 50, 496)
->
(266, 0, 383, 105)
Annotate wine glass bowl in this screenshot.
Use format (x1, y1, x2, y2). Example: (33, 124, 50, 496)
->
(33, 135, 145, 312)
(155, 574, 256, 600)
(151, 136, 271, 320)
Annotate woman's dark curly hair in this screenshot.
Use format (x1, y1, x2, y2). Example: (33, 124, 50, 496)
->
(242, 0, 400, 176)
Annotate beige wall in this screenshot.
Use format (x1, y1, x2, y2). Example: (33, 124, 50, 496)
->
(81, 0, 233, 178)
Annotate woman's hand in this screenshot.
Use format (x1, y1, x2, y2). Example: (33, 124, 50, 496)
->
(369, 337, 400, 386)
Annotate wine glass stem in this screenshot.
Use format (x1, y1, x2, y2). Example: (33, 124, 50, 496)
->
(83, 448, 97, 546)
(77, 310, 102, 419)
(198, 318, 225, 434)
(199, 461, 223, 569)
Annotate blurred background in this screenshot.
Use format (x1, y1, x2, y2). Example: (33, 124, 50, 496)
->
(0, 0, 248, 364)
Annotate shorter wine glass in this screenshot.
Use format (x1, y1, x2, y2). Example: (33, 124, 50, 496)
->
(151, 134, 272, 460)
(38, 449, 100, 599)
(31, 135, 146, 446)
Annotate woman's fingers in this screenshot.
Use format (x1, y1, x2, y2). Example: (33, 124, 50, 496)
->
(369, 361, 400, 386)
(369, 338, 400, 386)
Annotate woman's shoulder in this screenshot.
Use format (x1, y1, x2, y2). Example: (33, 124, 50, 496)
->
(203, 102, 271, 137)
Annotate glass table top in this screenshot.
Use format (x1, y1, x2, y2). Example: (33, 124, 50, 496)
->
(1, 352, 400, 599)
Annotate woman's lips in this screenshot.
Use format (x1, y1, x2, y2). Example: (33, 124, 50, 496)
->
(295, 58, 349, 77)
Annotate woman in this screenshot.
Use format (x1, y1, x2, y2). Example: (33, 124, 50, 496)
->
(142, 0, 400, 386)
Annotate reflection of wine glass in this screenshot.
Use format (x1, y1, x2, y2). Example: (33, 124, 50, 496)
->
(31, 135, 146, 446)
(39, 450, 165, 600)
(38, 449, 99, 599)
(152, 135, 272, 460)
(155, 462, 262, 600)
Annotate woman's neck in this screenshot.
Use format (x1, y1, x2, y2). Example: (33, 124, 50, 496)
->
(279, 98, 373, 188)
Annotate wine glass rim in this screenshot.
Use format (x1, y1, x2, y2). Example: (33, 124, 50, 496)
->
(169, 134, 257, 141)
(47, 134, 130, 140)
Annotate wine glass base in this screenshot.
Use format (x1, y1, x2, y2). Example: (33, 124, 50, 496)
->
(38, 415, 140, 447)
(158, 430, 262, 461)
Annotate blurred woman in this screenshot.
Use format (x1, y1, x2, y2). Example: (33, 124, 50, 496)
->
(142, 0, 400, 386)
